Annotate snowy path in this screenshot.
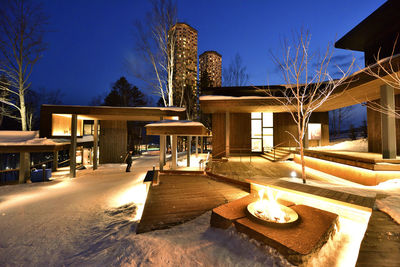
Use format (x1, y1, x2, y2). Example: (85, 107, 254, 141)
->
(0, 155, 154, 266)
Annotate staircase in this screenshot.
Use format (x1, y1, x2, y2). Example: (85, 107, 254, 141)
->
(261, 147, 293, 162)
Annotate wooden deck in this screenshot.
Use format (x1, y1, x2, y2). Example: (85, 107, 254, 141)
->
(303, 149, 400, 171)
(136, 173, 248, 233)
(271, 180, 375, 209)
(356, 208, 400, 267)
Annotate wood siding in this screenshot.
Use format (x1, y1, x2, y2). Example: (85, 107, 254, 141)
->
(212, 113, 226, 158)
(99, 120, 127, 163)
(212, 112, 329, 158)
(367, 96, 400, 155)
(273, 112, 329, 147)
(230, 113, 251, 154)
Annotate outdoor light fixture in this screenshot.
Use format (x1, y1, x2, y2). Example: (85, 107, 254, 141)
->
(291, 171, 297, 178)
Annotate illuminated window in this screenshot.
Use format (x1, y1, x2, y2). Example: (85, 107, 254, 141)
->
(308, 123, 321, 140)
(251, 112, 273, 152)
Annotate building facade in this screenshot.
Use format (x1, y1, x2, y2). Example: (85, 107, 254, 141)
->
(199, 51, 222, 87)
(169, 23, 198, 100)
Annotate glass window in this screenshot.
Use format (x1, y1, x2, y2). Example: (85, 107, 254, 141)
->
(263, 128, 273, 135)
(251, 112, 262, 119)
(252, 139, 262, 152)
(251, 120, 262, 138)
(263, 136, 274, 150)
(308, 123, 321, 140)
(263, 113, 273, 127)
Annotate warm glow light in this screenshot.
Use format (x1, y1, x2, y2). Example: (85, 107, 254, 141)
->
(109, 173, 149, 221)
(290, 171, 296, 178)
(253, 187, 288, 223)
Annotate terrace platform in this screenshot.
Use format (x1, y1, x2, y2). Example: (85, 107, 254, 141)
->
(294, 150, 400, 185)
(136, 173, 248, 233)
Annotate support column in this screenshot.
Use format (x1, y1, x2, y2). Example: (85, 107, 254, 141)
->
(186, 136, 191, 167)
(195, 136, 199, 157)
(160, 135, 166, 171)
(70, 114, 77, 178)
(19, 152, 29, 184)
(381, 84, 397, 159)
(171, 135, 177, 169)
(226, 112, 230, 157)
(93, 119, 98, 170)
(200, 136, 203, 154)
(52, 151, 58, 172)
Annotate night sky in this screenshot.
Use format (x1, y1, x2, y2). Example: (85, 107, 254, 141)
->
(31, 0, 386, 107)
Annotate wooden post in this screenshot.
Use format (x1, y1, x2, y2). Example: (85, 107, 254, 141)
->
(186, 136, 191, 167)
(200, 136, 203, 154)
(171, 135, 177, 169)
(226, 112, 230, 157)
(19, 152, 29, 184)
(160, 135, 166, 171)
(93, 119, 98, 170)
(195, 136, 198, 157)
(52, 151, 58, 171)
(381, 84, 397, 158)
(70, 114, 77, 178)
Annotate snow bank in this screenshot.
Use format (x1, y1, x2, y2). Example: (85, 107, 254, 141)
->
(310, 139, 368, 152)
(0, 131, 38, 142)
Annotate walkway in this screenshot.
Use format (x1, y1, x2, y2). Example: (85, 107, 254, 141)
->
(137, 173, 248, 233)
(356, 195, 400, 267)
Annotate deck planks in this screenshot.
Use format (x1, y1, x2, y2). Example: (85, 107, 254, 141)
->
(136, 174, 248, 233)
(356, 210, 400, 267)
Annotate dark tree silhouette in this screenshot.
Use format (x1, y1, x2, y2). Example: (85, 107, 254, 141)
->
(104, 77, 147, 107)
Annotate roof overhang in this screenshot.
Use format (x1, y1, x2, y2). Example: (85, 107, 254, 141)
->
(41, 105, 186, 121)
(200, 56, 400, 113)
(200, 96, 294, 113)
(145, 120, 211, 136)
(335, 1, 400, 52)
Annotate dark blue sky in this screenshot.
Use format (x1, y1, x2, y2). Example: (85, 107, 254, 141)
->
(32, 0, 386, 106)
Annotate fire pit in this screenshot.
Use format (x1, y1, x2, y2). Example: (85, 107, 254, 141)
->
(246, 188, 299, 227)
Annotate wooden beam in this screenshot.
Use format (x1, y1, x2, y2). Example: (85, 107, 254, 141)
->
(18, 152, 29, 184)
(70, 114, 77, 178)
(226, 112, 230, 157)
(160, 135, 166, 171)
(195, 136, 198, 157)
(380, 84, 396, 159)
(200, 136, 203, 153)
(187, 136, 191, 167)
(171, 135, 177, 169)
(93, 119, 98, 170)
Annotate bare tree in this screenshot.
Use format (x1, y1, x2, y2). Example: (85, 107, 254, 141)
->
(131, 0, 177, 107)
(0, 0, 48, 131)
(266, 31, 354, 183)
(363, 39, 400, 118)
(223, 53, 249, 86)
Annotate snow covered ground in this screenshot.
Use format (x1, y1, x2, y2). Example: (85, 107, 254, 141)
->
(1, 141, 399, 266)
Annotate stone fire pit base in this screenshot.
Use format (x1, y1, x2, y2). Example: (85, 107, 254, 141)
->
(210, 195, 338, 266)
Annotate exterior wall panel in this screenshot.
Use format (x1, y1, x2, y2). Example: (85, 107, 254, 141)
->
(99, 120, 127, 163)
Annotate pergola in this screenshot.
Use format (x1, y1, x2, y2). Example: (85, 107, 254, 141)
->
(145, 120, 211, 170)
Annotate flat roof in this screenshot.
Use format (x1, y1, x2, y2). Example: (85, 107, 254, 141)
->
(335, 1, 400, 51)
(41, 105, 186, 121)
(200, 55, 400, 113)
